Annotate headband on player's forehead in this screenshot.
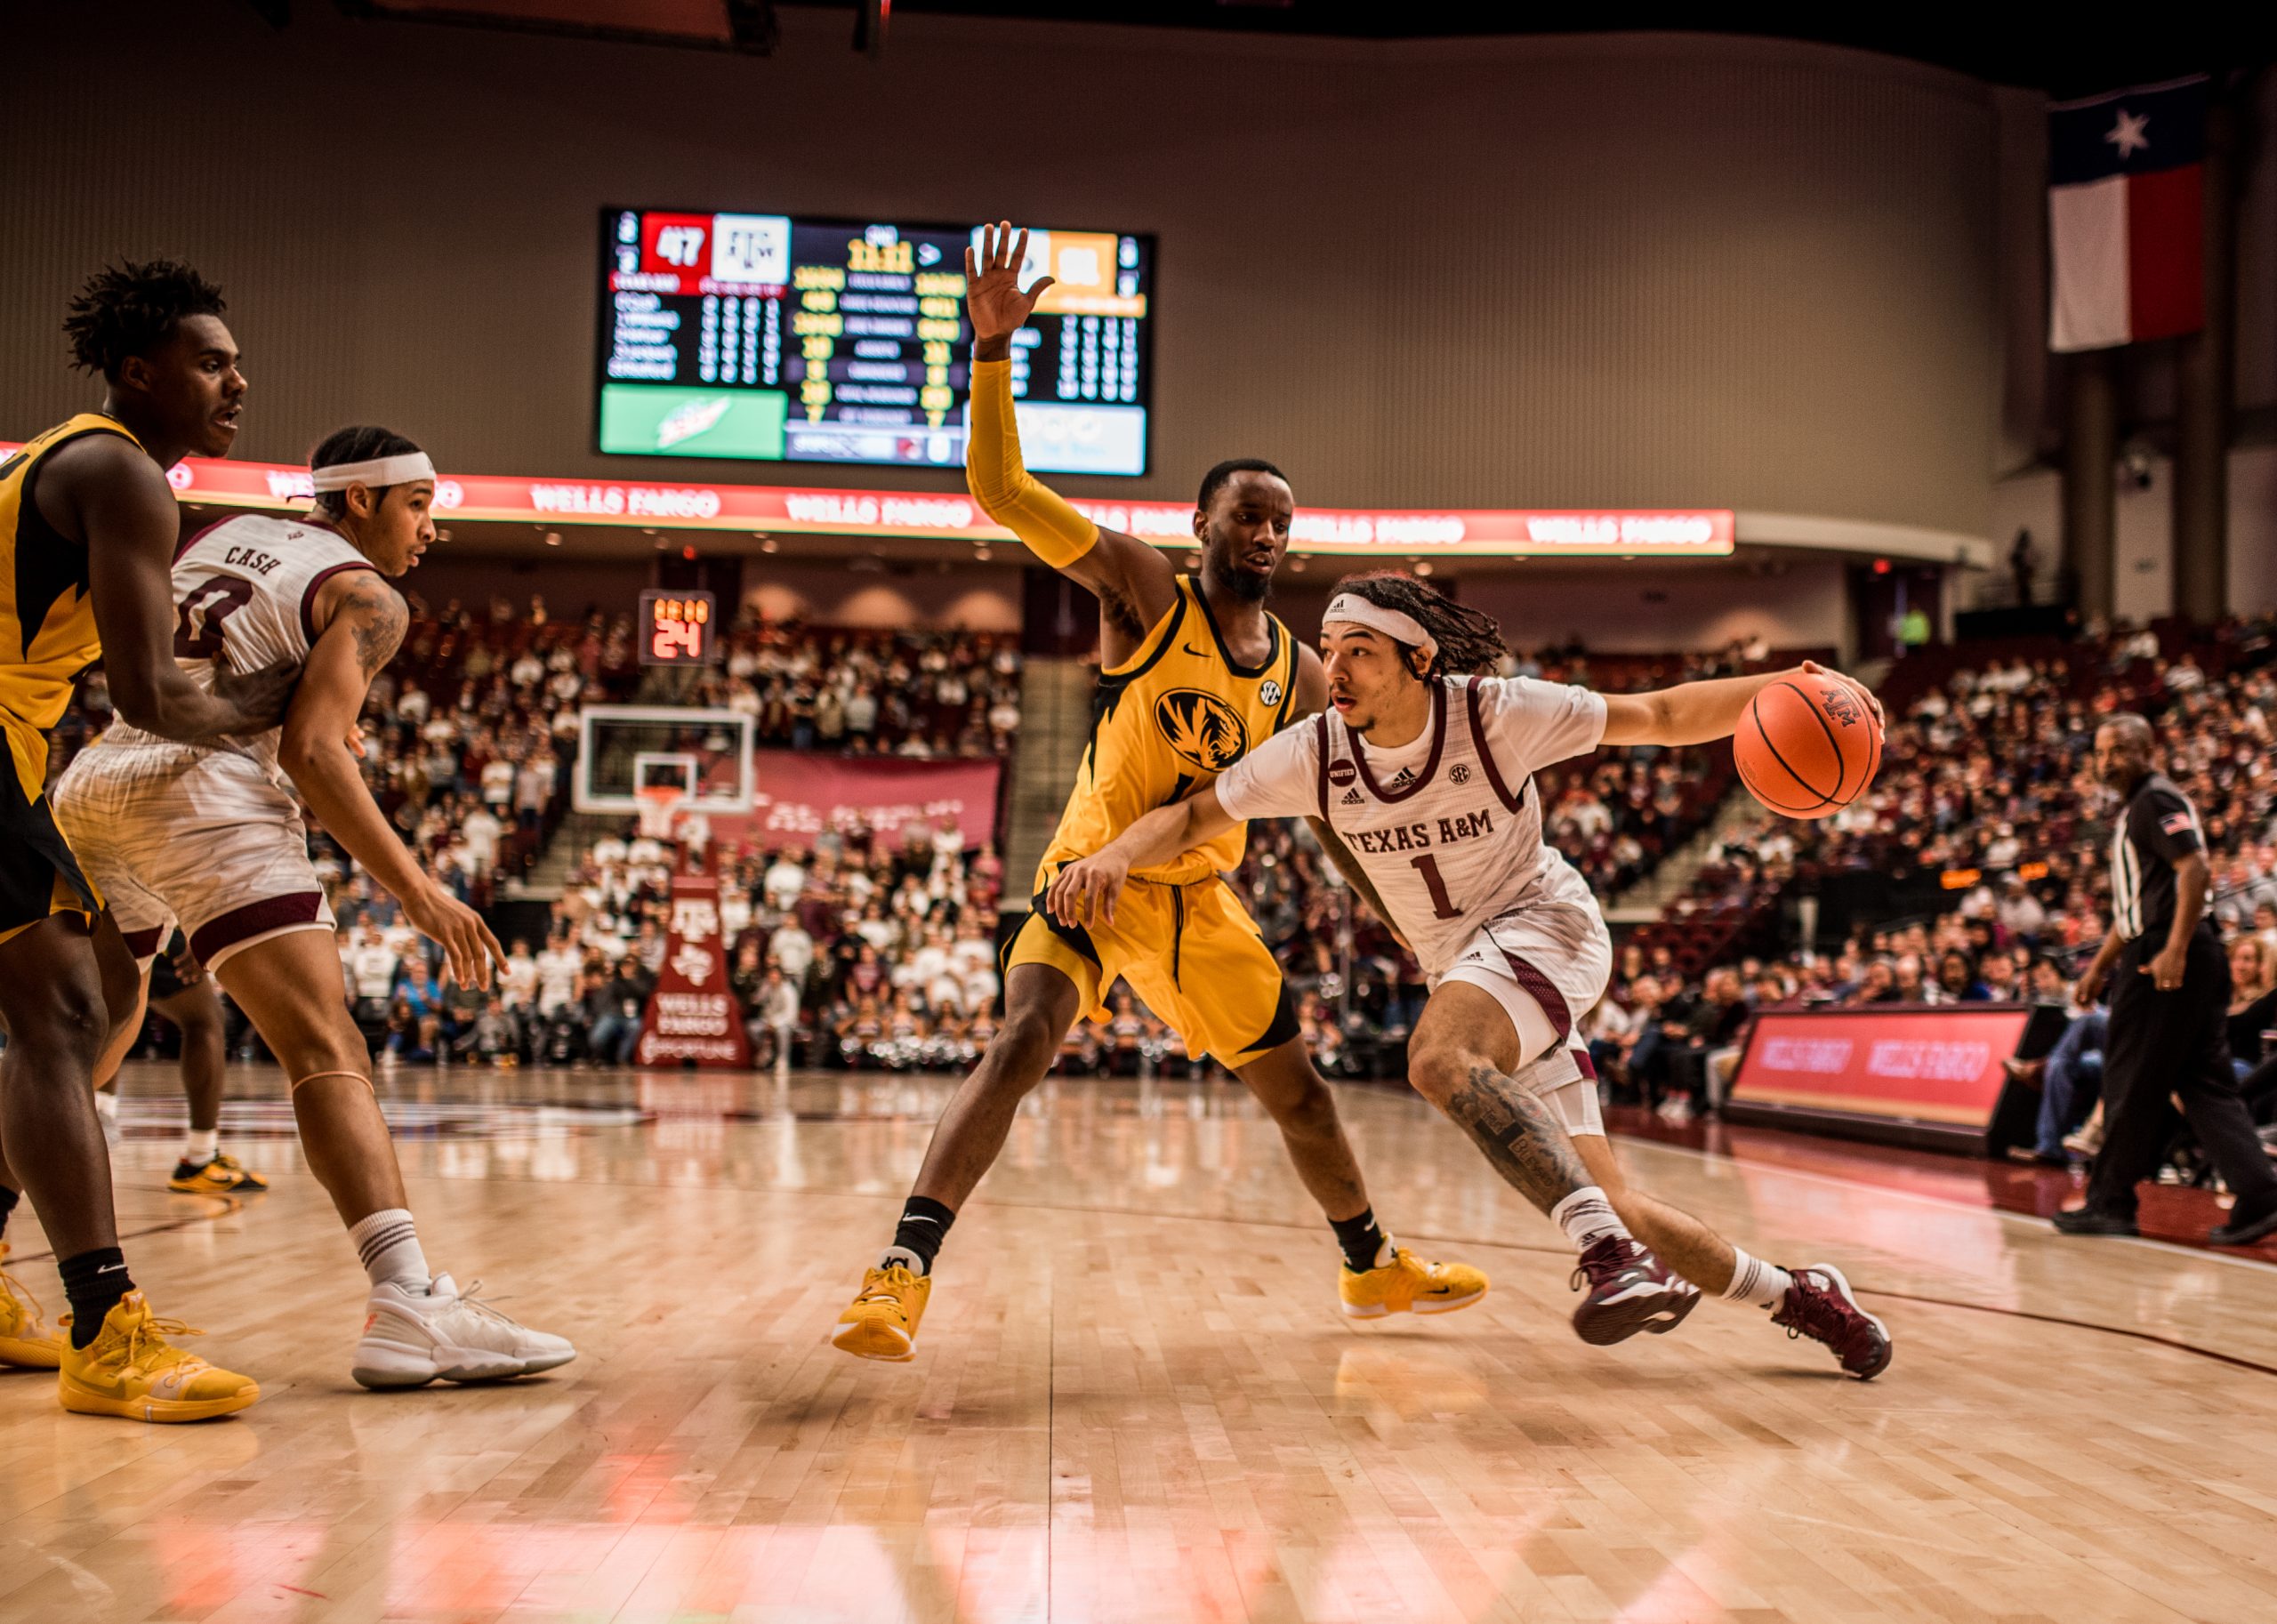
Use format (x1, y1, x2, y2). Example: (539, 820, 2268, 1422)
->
(309, 452, 435, 492)
(1324, 593, 1437, 665)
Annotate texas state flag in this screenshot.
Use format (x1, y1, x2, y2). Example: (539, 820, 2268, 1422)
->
(2048, 76, 2207, 352)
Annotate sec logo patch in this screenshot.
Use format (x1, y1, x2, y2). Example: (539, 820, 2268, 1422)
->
(1155, 688, 1251, 772)
(1259, 679, 1283, 708)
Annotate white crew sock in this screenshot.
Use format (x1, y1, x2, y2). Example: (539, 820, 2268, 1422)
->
(877, 1245, 927, 1276)
(93, 1090, 119, 1124)
(1549, 1186, 1629, 1252)
(349, 1208, 431, 1293)
(184, 1128, 218, 1165)
(1721, 1249, 1792, 1310)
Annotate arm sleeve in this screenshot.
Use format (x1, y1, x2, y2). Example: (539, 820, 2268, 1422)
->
(2136, 784, 2204, 862)
(1214, 725, 1323, 824)
(964, 359, 1099, 567)
(1482, 677, 1608, 769)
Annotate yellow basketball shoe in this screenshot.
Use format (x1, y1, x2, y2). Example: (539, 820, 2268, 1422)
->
(0, 1243, 63, 1369)
(169, 1154, 270, 1194)
(57, 1293, 261, 1422)
(1340, 1245, 1489, 1320)
(832, 1264, 931, 1362)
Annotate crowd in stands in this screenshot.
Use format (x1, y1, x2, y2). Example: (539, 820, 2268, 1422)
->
(1574, 615, 2277, 1141)
(696, 622, 1025, 758)
(82, 577, 2277, 1170)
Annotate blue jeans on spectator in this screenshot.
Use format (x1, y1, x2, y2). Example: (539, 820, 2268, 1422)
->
(589, 1014, 642, 1067)
(2035, 1009, 2106, 1156)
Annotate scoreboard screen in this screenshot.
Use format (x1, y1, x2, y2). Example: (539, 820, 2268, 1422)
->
(597, 208, 1153, 476)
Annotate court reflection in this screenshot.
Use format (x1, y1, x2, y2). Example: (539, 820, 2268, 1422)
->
(11, 1063, 2267, 1622)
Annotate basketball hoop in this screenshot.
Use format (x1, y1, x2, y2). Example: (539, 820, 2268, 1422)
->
(635, 784, 687, 843)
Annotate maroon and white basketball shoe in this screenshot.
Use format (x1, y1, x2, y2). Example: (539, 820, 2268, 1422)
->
(1568, 1238, 1700, 1345)
(1771, 1263, 1892, 1379)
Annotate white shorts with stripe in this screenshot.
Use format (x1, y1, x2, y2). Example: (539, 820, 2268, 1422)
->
(52, 739, 334, 971)
(1431, 892, 1614, 1135)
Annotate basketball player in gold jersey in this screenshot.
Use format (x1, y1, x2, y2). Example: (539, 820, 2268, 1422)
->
(833, 225, 1486, 1359)
(0, 261, 289, 1419)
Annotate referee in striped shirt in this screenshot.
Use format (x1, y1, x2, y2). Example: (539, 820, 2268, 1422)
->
(2056, 713, 2277, 1244)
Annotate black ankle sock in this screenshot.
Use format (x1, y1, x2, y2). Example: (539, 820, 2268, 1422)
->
(891, 1196, 956, 1274)
(59, 1248, 134, 1349)
(0, 1185, 18, 1241)
(1330, 1209, 1390, 1272)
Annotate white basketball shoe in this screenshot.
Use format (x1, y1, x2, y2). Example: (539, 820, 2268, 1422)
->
(351, 1274, 576, 1389)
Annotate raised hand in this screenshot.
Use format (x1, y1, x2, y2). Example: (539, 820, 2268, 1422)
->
(964, 221, 1057, 357)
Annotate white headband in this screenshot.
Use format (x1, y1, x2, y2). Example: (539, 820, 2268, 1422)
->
(310, 452, 435, 492)
(1324, 592, 1437, 663)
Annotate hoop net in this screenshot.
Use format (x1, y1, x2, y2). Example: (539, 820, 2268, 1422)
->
(635, 784, 688, 841)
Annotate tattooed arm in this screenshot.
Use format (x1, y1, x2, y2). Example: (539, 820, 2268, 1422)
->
(1441, 1063, 1593, 1215)
(280, 572, 503, 987)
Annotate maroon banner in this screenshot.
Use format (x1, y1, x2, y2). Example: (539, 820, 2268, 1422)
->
(706, 752, 1002, 852)
(1730, 1006, 2033, 1128)
(637, 875, 752, 1069)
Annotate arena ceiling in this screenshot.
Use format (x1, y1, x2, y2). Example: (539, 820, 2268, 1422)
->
(298, 4, 2269, 95)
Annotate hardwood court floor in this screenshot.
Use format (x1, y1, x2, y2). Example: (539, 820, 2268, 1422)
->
(3, 1064, 2275, 1624)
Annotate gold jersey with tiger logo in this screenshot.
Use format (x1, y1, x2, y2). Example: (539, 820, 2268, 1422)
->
(0, 413, 138, 800)
(0, 413, 134, 941)
(1039, 573, 1299, 889)
(1011, 574, 1304, 1065)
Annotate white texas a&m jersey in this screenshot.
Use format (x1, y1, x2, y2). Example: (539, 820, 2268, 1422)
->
(1215, 675, 1606, 979)
(102, 513, 377, 780)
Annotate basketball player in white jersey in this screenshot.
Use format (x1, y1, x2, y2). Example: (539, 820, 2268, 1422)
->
(54, 427, 575, 1389)
(1050, 571, 1894, 1377)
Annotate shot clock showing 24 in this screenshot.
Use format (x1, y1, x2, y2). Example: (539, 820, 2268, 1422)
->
(640, 589, 717, 666)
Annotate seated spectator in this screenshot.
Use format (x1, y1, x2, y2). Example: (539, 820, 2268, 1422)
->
(585, 956, 651, 1068)
(501, 937, 539, 1012)
(2229, 935, 2277, 1081)
(1936, 951, 1992, 1002)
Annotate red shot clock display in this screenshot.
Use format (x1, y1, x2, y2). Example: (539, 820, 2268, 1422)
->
(640, 590, 717, 666)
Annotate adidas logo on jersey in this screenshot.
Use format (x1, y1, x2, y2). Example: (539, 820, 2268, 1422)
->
(1388, 768, 1414, 788)
(1340, 787, 1364, 805)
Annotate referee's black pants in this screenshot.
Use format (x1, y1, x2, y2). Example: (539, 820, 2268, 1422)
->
(2087, 928, 2277, 1216)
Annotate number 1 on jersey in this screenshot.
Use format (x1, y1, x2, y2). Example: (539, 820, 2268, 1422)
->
(1411, 853, 1460, 921)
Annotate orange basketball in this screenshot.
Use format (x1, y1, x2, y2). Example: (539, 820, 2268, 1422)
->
(1733, 671, 1881, 819)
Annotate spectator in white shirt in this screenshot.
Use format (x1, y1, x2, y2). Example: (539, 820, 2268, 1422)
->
(501, 940, 540, 1010)
(763, 852, 808, 912)
(950, 928, 994, 980)
(536, 934, 583, 1014)
(459, 804, 503, 874)
(1996, 879, 2047, 942)
(768, 920, 817, 986)
(348, 923, 402, 1017)
(515, 757, 551, 829)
